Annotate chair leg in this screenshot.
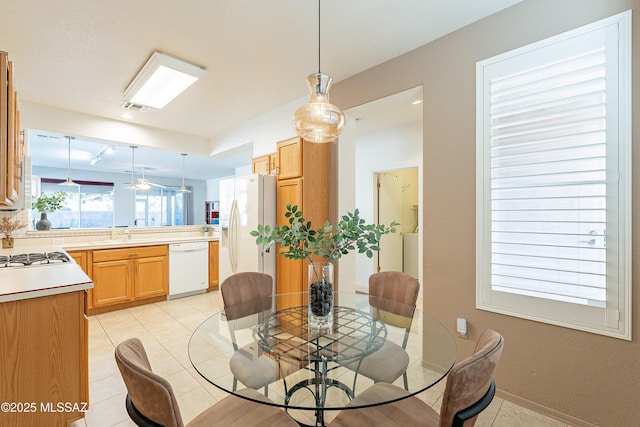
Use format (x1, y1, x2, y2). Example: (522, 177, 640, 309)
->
(352, 372, 359, 397)
(403, 372, 409, 391)
(232, 377, 238, 391)
(264, 385, 269, 397)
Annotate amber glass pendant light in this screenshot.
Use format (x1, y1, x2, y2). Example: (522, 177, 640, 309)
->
(293, 0, 345, 143)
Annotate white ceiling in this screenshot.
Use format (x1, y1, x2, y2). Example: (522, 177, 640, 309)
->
(1, 0, 521, 179)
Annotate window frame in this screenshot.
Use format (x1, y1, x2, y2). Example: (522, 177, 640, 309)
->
(475, 11, 632, 340)
(38, 179, 115, 229)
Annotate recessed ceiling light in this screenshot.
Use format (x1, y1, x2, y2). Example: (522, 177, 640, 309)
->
(411, 99, 423, 105)
(123, 52, 207, 109)
(121, 112, 133, 119)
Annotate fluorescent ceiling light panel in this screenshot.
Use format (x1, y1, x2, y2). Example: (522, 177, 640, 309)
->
(124, 52, 207, 109)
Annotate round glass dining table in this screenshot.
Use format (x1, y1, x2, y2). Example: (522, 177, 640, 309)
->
(188, 292, 457, 427)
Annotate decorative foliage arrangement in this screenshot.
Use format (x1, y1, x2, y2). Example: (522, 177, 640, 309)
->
(0, 217, 26, 238)
(251, 204, 399, 264)
(33, 192, 66, 213)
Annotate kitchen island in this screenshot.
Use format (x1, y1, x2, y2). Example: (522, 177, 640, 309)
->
(0, 230, 217, 425)
(3, 231, 219, 314)
(0, 254, 92, 427)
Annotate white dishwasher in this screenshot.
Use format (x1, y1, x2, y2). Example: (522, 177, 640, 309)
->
(168, 242, 209, 299)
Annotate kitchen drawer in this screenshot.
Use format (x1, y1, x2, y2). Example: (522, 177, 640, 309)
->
(92, 245, 168, 262)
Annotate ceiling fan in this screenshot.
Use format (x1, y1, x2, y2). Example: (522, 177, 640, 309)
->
(123, 146, 166, 190)
(136, 167, 166, 190)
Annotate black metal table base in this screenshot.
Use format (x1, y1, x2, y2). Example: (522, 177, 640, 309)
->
(285, 358, 354, 427)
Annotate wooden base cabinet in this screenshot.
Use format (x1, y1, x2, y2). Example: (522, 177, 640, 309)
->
(134, 255, 168, 299)
(92, 259, 133, 306)
(91, 245, 168, 312)
(208, 240, 219, 290)
(68, 250, 94, 311)
(0, 291, 88, 427)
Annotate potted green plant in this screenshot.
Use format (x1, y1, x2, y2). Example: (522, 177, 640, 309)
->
(251, 204, 398, 329)
(200, 224, 213, 237)
(32, 191, 66, 231)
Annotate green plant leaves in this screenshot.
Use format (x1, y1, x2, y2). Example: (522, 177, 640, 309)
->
(250, 204, 399, 263)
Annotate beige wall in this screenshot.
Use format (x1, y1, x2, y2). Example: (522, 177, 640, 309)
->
(332, 0, 639, 425)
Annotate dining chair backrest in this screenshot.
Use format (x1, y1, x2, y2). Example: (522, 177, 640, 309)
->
(115, 338, 184, 427)
(438, 329, 504, 427)
(221, 272, 274, 321)
(369, 271, 420, 329)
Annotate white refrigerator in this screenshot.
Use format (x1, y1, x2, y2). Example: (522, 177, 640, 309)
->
(218, 173, 276, 284)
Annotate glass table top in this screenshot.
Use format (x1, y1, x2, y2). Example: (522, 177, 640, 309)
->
(188, 292, 457, 424)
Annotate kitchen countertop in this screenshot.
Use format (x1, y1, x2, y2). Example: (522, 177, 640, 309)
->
(0, 235, 219, 256)
(62, 235, 218, 250)
(0, 263, 93, 304)
(0, 233, 218, 304)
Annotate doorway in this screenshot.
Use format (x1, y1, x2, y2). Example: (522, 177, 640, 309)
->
(337, 85, 423, 294)
(375, 167, 419, 278)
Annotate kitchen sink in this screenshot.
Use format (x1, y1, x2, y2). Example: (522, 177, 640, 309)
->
(90, 238, 166, 246)
(90, 240, 122, 245)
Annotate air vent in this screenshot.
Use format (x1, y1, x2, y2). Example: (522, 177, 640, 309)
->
(121, 102, 148, 112)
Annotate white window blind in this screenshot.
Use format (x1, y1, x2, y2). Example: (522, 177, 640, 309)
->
(476, 11, 631, 339)
(490, 47, 608, 308)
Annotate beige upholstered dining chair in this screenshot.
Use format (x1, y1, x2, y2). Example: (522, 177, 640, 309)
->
(114, 337, 299, 427)
(329, 329, 505, 427)
(342, 271, 420, 393)
(220, 272, 301, 396)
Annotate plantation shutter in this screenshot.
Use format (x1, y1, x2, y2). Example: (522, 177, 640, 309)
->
(476, 11, 631, 339)
(489, 41, 608, 307)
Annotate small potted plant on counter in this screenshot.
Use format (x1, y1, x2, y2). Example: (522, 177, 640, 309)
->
(251, 204, 399, 331)
(200, 224, 213, 237)
(0, 217, 27, 248)
(33, 191, 66, 231)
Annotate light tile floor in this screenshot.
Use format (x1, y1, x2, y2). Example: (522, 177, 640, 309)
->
(70, 291, 571, 427)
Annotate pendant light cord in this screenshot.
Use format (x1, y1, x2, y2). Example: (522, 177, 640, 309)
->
(317, 0, 321, 73)
(66, 137, 72, 180)
(181, 153, 187, 186)
(130, 146, 136, 183)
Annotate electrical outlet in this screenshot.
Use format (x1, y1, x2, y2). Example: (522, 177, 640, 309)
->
(456, 317, 468, 339)
(52, 238, 64, 245)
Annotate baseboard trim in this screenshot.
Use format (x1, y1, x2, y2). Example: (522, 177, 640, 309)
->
(496, 389, 597, 427)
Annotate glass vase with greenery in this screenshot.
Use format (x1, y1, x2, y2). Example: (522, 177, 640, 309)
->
(251, 204, 398, 329)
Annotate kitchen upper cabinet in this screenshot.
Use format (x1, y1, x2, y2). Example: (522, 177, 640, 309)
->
(277, 137, 303, 180)
(252, 153, 278, 175)
(208, 240, 219, 290)
(91, 245, 168, 313)
(275, 137, 330, 301)
(0, 50, 22, 207)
